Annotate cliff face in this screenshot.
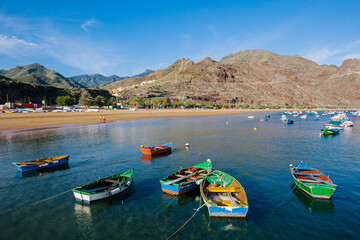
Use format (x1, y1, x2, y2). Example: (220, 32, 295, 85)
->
(104, 50, 360, 106)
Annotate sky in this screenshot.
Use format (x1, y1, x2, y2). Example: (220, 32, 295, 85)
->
(1, 0, 360, 77)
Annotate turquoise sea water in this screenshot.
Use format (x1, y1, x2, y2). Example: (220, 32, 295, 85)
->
(0, 112, 359, 240)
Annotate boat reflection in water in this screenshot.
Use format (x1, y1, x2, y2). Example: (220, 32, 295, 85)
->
(74, 184, 135, 238)
(292, 183, 335, 214)
(161, 192, 199, 208)
(201, 211, 248, 233)
(16, 163, 70, 179)
(141, 153, 171, 164)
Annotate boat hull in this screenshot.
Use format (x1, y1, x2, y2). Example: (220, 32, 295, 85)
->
(14, 155, 70, 172)
(161, 181, 199, 195)
(293, 177, 335, 199)
(140, 142, 172, 155)
(321, 129, 340, 135)
(73, 178, 133, 203)
(141, 147, 171, 155)
(206, 205, 248, 217)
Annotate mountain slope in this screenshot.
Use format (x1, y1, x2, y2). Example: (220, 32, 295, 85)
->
(1, 63, 84, 88)
(70, 69, 154, 88)
(104, 50, 360, 106)
(70, 74, 125, 88)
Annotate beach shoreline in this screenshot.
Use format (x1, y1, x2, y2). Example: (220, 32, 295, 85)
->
(0, 108, 287, 133)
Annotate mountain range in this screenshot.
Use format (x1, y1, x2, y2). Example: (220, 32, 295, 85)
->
(104, 49, 360, 107)
(69, 69, 153, 88)
(0, 64, 153, 89)
(0, 63, 84, 89)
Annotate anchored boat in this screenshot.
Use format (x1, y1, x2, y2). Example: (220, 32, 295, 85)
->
(72, 168, 134, 203)
(290, 162, 336, 199)
(140, 142, 172, 155)
(200, 170, 248, 217)
(320, 128, 340, 136)
(13, 154, 70, 172)
(160, 160, 212, 195)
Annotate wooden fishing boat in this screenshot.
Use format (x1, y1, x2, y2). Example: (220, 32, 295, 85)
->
(259, 118, 268, 121)
(290, 162, 336, 199)
(13, 154, 70, 172)
(324, 120, 343, 130)
(160, 160, 212, 195)
(200, 170, 248, 217)
(140, 142, 172, 155)
(320, 128, 340, 136)
(72, 168, 134, 204)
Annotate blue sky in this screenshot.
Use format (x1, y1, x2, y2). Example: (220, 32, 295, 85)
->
(1, 0, 360, 76)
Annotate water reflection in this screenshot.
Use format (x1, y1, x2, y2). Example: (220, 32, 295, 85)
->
(140, 153, 171, 164)
(201, 210, 248, 233)
(73, 184, 135, 239)
(292, 183, 335, 214)
(16, 163, 70, 179)
(161, 192, 199, 209)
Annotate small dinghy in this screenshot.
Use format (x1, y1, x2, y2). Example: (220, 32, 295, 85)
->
(200, 170, 248, 217)
(140, 142, 172, 155)
(72, 168, 134, 203)
(290, 162, 336, 199)
(160, 160, 212, 195)
(13, 155, 70, 172)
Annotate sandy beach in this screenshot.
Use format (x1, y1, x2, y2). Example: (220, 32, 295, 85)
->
(0, 108, 282, 132)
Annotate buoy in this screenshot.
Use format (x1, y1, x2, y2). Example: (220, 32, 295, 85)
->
(140, 145, 144, 148)
(254, 127, 257, 130)
(289, 164, 293, 169)
(199, 153, 202, 156)
(185, 143, 190, 147)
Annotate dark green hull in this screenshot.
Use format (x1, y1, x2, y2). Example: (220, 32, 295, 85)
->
(293, 177, 335, 199)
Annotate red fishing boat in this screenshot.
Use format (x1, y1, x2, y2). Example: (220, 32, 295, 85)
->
(140, 142, 172, 155)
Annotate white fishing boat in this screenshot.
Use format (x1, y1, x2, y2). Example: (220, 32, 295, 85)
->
(342, 120, 354, 127)
(72, 169, 134, 203)
(247, 116, 255, 119)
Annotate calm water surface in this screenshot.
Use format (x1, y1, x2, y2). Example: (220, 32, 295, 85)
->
(0, 112, 359, 240)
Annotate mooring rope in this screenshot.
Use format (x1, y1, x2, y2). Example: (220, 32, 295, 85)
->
(268, 183, 298, 217)
(118, 196, 176, 240)
(165, 202, 207, 240)
(0, 168, 15, 173)
(0, 188, 73, 217)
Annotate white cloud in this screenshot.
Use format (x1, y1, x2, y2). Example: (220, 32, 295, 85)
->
(304, 47, 342, 63)
(304, 40, 360, 65)
(81, 20, 97, 30)
(0, 14, 126, 75)
(0, 34, 37, 55)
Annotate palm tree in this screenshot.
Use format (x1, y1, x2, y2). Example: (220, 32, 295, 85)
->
(79, 91, 93, 108)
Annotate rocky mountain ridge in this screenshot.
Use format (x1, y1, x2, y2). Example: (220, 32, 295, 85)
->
(70, 69, 154, 88)
(104, 50, 360, 106)
(0, 63, 84, 89)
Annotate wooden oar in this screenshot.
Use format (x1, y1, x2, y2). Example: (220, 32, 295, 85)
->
(164, 170, 206, 185)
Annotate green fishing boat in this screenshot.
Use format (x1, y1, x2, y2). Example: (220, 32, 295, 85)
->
(290, 162, 336, 199)
(320, 128, 340, 136)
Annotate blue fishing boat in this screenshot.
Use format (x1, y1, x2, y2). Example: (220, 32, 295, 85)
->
(200, 170, 248, 217)
(13, 155, 70, 172)
(160, 160, 212, 195)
